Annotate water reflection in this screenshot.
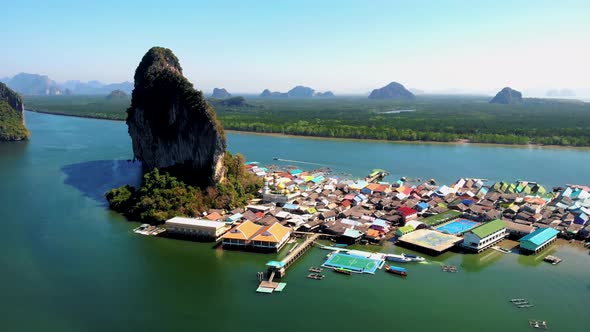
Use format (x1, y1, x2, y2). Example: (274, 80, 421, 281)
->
(61, 159, 142, 205)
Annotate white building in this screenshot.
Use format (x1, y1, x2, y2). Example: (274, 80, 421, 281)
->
(165, 217, 229, 240)
(462, 219, 507, 252)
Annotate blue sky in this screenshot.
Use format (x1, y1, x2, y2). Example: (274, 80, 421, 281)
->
(2, 0, 589, 95)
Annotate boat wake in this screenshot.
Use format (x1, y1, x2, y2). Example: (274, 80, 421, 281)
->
(273, 158, 326, 166)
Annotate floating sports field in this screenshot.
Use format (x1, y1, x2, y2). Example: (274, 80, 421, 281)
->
(322, 252, 384, 274)
(398, 229, 463, 255)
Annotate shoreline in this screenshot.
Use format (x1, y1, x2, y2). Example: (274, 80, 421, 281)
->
(26, 109, 590, 151)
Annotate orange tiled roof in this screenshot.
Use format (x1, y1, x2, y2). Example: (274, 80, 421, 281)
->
(222, 220, 262, 240)
(206, 212, 222, 221)
(251, 222, 291, 243)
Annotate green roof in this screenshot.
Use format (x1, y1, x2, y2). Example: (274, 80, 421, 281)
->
(469, 219, 506, 238)
(420, 210, 461, 226)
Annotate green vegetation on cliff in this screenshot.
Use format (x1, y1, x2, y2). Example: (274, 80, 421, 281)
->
(105, 153, 261, 223)
(0, 101, 30, 141)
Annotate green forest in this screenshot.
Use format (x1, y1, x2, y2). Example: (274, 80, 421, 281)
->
(24, 95, 590, 146)
(0, 101, 30, 141)
(105, 153, 261, 223)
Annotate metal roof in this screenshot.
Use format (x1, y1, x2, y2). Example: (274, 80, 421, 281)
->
(519, 227, 559, 246)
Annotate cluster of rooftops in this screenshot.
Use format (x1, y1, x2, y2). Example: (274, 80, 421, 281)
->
(164, 163, 590, 254)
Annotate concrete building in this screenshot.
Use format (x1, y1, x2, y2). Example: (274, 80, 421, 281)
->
(462, 219, 507, 252)
(519, 227, 560, 254)
(165, 217, 229, 240)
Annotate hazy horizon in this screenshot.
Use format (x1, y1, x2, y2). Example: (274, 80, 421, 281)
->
(2, 0, 589, 97)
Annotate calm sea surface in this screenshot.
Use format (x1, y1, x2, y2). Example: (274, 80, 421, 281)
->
(1, 111, 589, 332)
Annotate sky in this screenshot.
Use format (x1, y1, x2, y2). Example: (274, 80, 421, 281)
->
(2, 0, 589, 96)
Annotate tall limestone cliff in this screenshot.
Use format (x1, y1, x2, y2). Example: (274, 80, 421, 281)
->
(127, 47, 226, 187)
(0, 82, 29, 141)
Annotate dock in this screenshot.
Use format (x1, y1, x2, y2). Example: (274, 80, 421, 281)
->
(256, 233, 320, 293)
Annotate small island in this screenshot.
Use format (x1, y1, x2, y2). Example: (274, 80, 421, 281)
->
(106, 47, 260, 222)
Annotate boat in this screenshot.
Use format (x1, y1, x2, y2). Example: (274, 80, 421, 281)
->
(307, 273, 325, 280)
(517, 304, 534, 308)
(384, 264, 407, 277)
(543, 255, 562, 265)
(334, 243, 348, 248)
(510, 298, 526, 303)
(333, 268, 353, 275)
(385, 254, 412, 263)
(309, 267, 323, 273)
(403, 253, 425, 262)
(529, 320, 548, 330)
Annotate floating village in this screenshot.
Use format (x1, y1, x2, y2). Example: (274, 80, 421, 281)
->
(134, 162, 590, 329)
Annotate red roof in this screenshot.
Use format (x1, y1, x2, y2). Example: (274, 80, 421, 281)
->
(341, 200, 352, 207)
(397, 206, 417, 217)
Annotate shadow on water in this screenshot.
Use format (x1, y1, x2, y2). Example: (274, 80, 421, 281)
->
(61, 160, 142, 205)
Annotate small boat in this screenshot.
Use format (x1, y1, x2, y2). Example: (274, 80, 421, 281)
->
(309, 267, 323, 273)
(529, 320, 548, 330)
(334, 243, 348, 248)
(510, 298, 526, 303)
(386, 254, 412, 263)
(517, 304, 534, 308)
(403, 253, 425, 262)
(385, 265, 407, 277)
(333, 268, 353, 275)
(307, 273, 325, 280)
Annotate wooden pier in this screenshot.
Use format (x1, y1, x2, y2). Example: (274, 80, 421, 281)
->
(272, 233, 320, 278)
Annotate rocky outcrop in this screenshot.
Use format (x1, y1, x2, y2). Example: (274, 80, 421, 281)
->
(0, 82, 29, 141)
(4, 73, 62, 95)
(288, 85, 315, 98)
(127, 47, 226, 187)
(369, 82, 415, 100)
(211, 88, 231, 99)
(0, 82, 25, 114)
(490, 87, 523, 104)
(106, 89, 128, 100)
(260, 89, 288, 98)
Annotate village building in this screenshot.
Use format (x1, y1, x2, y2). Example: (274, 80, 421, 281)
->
(462, 219, 507, 252)
(519, 227, 560, 254)
(165, 217, 229, 240)
(221, 220, 291, 252)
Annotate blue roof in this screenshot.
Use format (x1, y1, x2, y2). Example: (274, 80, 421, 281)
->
(343, 228, 363, 238)
(461, 199, 475, 205)
(283, 203, 299, 210)
(372, 219, 388, 227)
(266, 261, 286, 268)
(416, 202, 429, 209)
(520, 227, 559, 246)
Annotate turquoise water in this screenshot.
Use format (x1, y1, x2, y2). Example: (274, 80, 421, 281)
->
(1, 112, 589, 332)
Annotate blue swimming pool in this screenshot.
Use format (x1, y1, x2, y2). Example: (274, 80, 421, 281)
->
(435, 219, 479, 235)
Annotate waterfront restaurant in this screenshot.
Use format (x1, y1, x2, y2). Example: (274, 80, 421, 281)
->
(462, 219, 507, 253)
(222, 220, 292, 252)
(165, 217, 229, 240)
(519, 227, 560, 254)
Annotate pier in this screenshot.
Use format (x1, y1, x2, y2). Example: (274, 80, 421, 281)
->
(256, 233, 320, 293)
(270, 233, 320, 278)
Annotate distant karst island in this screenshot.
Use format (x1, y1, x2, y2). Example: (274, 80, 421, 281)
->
(369, 82, 415, 100)
(106, 47, 260, 223)
(106, 89, 129, 100)
(0, 82, 30, 141)
(211, 88, 231, 99)
(490, 87, 523, 104)
(260, 85, 335, 98)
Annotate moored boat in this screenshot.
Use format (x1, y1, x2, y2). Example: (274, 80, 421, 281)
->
(385, 264, 407, 277)
(385, 254, 412, 263)
(333, 268, 353, 275)
(403, 253, 425, 262)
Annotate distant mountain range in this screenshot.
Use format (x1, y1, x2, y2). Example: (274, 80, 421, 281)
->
(260, 85, 334, 98)
(0, 73, 133, 96)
